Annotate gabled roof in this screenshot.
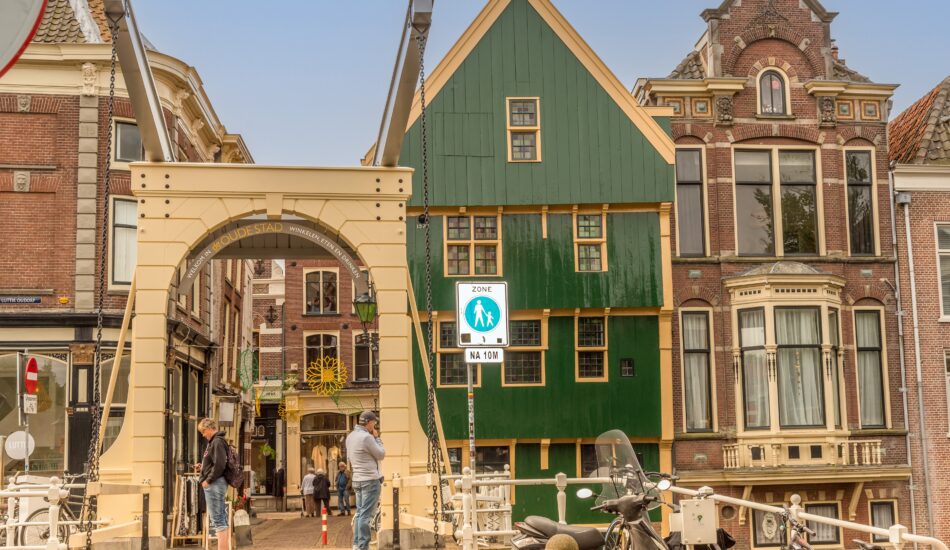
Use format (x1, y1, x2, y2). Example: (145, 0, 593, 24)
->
(668, 50, 705, 80)
(32, 0, 103, 44)
(403, 0, 674, 164)
(701, 0, 837, 23)
(889, 76, 950, 165)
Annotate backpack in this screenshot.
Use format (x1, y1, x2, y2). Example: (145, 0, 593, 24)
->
(224, 444, 244, 489)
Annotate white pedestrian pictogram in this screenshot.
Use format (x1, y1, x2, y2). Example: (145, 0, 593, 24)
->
(473, 299, 489, 327)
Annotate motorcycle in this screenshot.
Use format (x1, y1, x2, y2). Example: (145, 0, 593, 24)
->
(511, 429, 676, 550)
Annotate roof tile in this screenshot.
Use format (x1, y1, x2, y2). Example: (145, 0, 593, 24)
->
(32, 0, 87, 44)
(889, 77, 950, 165)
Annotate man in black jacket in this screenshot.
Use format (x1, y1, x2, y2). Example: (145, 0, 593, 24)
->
(198, 418, 230, 550)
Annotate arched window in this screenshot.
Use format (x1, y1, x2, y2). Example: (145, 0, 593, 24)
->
(759, 70, 786, 115)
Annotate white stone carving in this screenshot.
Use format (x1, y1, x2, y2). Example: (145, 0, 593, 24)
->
(81, 63, 99, 96)
(13, 172, 30, 193)
(16, 96, 31, 113)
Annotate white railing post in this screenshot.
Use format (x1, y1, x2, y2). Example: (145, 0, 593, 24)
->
(555, 473, 567, 524)
(889, 524, 908, 550)
(789, 493, 803, 524)
(46, 477, 68, 550)
(6, 476, 18, 547)
(460, 469, 476, 550)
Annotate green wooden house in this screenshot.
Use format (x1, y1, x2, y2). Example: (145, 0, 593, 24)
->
(400, 0, 676, 523)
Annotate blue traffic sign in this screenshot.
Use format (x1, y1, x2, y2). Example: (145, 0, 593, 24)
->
(463, 296, 501, 333)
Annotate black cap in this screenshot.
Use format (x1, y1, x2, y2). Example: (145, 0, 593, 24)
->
(358, 410, 378, 425)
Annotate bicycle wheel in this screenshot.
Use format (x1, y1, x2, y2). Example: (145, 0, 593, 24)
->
(603, 517, 630, 550)
(19, 508, 69, 547)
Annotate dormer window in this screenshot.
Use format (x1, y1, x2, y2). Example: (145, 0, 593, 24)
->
(759, 70, 787, 115)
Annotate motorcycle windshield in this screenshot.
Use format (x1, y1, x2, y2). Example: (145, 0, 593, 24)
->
(591, 430, 647, 505)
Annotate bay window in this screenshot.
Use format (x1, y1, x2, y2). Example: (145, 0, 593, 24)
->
(775, 308, 824, 427)
(739, 309, 770, 429)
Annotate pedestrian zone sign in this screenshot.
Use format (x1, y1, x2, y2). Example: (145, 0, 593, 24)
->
(456, 282, 508, 348)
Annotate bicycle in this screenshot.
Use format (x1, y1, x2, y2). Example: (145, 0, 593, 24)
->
(777, 507, 815, 550)
(17, 474, 86, 547)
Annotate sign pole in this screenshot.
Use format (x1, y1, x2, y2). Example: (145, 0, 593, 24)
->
(467, 363, 476, 476)
(22, 349, 29, 472)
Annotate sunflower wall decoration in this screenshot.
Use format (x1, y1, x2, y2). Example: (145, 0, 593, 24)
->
(306, 355, 348, 396)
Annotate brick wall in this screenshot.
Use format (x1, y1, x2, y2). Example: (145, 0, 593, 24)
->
(894, 191, 950, 539)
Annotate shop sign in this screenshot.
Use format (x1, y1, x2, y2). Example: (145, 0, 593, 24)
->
(0, 296, 41, 304)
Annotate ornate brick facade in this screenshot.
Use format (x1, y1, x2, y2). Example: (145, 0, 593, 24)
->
(638, 0, 911, 546)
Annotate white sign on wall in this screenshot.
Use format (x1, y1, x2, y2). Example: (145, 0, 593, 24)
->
(465, 348, 504, 364)
(455, 282, 509, 348)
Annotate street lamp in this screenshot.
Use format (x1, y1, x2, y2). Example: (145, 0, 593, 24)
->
(353, 291, 378, 333)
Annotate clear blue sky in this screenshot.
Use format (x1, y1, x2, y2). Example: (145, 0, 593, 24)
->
(135, 0, 950, 166)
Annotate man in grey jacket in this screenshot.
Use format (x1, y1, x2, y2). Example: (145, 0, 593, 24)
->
(345, 411, 385, 550)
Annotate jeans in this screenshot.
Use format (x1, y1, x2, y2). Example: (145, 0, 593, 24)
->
(203, 477, 229, 533)
(352, 479, 381, 550)
(338, 487, 350, 513)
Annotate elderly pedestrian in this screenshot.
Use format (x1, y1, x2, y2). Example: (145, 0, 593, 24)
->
(198, 418, 231, 550)
(345, 411, 384, 550)
(313, 468, 331, 516)
(300, 467, 317, 517)
(335, 462, 351, 516)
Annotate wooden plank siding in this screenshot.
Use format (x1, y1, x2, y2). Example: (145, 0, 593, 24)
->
(399, 0, 673, 207)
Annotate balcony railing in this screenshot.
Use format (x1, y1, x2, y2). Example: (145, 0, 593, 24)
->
(722, 439, 882, 469)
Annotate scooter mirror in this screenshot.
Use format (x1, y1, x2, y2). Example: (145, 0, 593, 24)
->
(657, 479, 672, 491)
(576, 488, 594, 499)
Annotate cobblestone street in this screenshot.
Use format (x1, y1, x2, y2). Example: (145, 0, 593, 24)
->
(246, 512, 461, 550)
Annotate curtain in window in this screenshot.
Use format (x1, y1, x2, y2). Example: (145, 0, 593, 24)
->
(113, 200, 137, 283)
(775, 309, 824, 427)
(856, 312, 885, 426)
(871, 502, 895, 541)
(805, 504, 839, 544)
(683, 313, 710, 431)
(741, 310, 770, 429)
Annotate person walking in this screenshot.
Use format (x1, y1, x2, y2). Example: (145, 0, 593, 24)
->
(300, 467, 317, 517)
(345, 411, 384, 550)
(313, 469, 331, 517)
(335, 462, 351, 516)
(198, 418, 231, 550)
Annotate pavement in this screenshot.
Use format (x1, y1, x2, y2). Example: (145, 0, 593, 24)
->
(245, 511, 461, 550)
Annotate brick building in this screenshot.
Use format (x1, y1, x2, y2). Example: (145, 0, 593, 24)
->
(636, 0, 911, 546)
(0, 0, 253, 533)
(250, 255, 377, 505)
(889, 75, 950, 542)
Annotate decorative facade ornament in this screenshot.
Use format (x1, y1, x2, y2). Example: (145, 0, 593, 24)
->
(819, 96, 836, 126)
(306, 355, 348, 396)
(13, 171, 30, 193)
(715, 95, 734, 125)
(173, 89, 191, 117)
(71, 343, 96, 365)
(16, 95, 31, 113)
(81, 63, 99, 96)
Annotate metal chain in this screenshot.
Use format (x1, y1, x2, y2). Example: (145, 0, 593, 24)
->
(416, 30, 444, 546)
(83, 15, 120, 550)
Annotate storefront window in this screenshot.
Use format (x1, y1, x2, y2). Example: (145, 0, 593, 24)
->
(0, 353, 68, 478)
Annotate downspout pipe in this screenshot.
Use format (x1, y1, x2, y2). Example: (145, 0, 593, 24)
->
(896, 182, 936, 534)
(887, 165, 919, 543)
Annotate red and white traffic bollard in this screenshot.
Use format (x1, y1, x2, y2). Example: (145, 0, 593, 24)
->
(321, 505, 328, 545)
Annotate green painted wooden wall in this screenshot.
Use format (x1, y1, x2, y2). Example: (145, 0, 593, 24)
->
(399, 0, 673, 206)
(512, 442, 659, 523)
(412, 315, 661, 439)
(407, 213, 663, 311)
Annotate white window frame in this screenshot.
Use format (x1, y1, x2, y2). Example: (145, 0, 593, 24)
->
(803, 501, 842, 546)
(303, 268, 340, 315)
(679, 307, 717, 432)
(755, 67, 792, 117)
(843, 146, 880, 256)
(731, 145, 826, 258)
(945, 351, 950, 438)
(675, 146, 710, 257)
(112, 118, 144, 170)
(109, 196, 138, 289)
(303, 331, 340, 383)
(937, 224, 950, 321)
(853, 305, 891, 429)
